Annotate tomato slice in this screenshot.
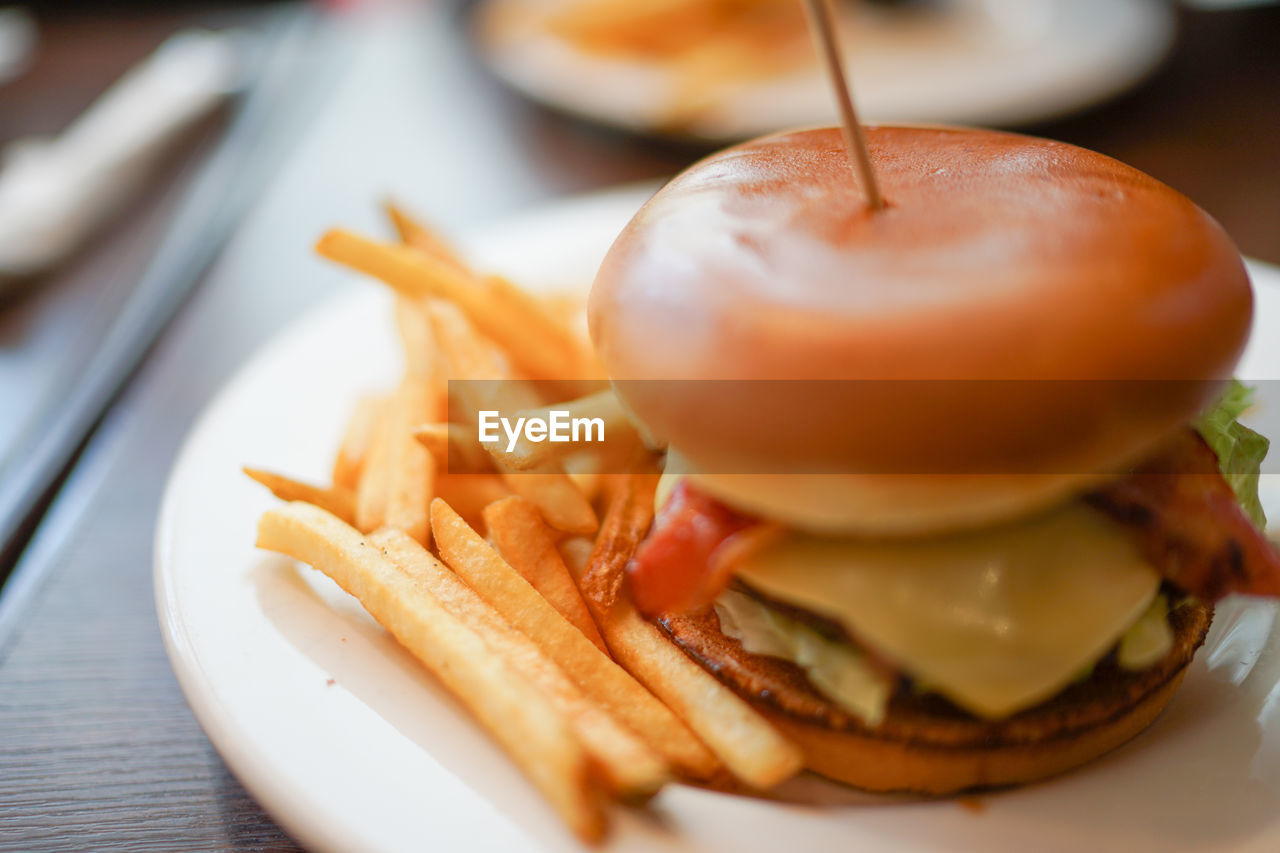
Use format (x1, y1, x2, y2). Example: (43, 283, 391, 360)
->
(627, 480, 760, 616)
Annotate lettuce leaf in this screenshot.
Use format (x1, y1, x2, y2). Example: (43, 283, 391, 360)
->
(714, 588, 890, 726)
(1116, 593, 1173, 670)
(1195, 379, 1270, 529)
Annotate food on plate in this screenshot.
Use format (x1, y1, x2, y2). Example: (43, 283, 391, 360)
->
(242, 467, 356, 524)
(255, 503, 608, 841)
(426, 299, 601, 534)
(477, 0, 901, 130)
(249, 205, 798, 841)
(483, 495, 610, 654)
(575, 474, 804, 788)
(430, 498, 720, 778)
(366, 524, 670, 806)
(586, 125, 1278, 793)
(547, 0, 811, 63)
(317, 229, 590, 381)
(414, 422, 495, 474)
(546, 0, 814, 120)
(481, 0, 808, 126)
(355, 377, 436, 544)
(331, 394, 382, 491)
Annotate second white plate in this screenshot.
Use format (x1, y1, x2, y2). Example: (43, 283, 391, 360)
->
(475, 0, 1175, 141)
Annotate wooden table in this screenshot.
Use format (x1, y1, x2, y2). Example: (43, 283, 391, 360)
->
(0, 2, 1277, 850)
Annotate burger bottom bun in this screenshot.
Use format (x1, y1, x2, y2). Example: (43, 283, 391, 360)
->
(661, 595, 1211, 794)
(764, 669, 1185, 794)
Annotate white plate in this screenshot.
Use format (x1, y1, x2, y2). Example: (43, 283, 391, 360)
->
(474, 0, 1174, 142)
(157, 185, 1280, 852)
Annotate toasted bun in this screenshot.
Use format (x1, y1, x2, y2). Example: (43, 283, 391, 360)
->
(590, 127, 1252, 534)
(661, 596, 1211, 793)
(765, 669, 1188, 794)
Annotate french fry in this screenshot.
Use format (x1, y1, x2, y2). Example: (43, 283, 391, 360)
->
(578, 473, 805, 790)
(412, 422, 450, 466)
(559, 536, 596, 578)
(425, 298, 511, 380)
(394, 296, 442, 382)
(243, 467, 356, 524)
(256, 503, 606, 842)
(562, 454, 604, 504)
(384, 201, 466, 270)
(428, 303, 598, 535)
(355, 398, 394, 533)
(540, 291, 586, 328)
(436, 473, 511, 528)
(316, 230, 581, 380)
(536, 291, 606, 380)
(591, 595, 802, 790)
(332, 395, 383, 491)
(371, 527, 669, 802)
(483, 496, 609, 655)
(357, 379, 436, 543)
(385, 379, 437, 544)
(499, 470, 598, 536)
(579, 471, 660, 609)
(481, 273, 599, 378)
(431, 499, 719, 780)
(413, 423, 495, 474)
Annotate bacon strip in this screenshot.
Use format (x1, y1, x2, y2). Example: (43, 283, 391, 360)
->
(1087, 428, 1280, 601)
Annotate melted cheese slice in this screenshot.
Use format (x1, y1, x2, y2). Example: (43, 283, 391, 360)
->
(734, 503, 1159, 719)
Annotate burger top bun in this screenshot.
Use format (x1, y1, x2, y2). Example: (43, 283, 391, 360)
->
(588, 126, 1253, 535)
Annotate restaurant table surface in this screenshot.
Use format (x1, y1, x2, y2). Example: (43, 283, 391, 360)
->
(0, 2, 1277, 850)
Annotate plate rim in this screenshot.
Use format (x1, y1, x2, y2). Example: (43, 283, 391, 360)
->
(153, 288, 387, 853)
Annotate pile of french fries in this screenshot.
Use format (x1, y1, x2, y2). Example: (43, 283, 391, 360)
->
(544, 0, 814, 129)
(246, 205, 802, 842)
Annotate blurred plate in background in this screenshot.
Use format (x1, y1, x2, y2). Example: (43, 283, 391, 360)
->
(0, 8, 35, 88)
(474, 0, 1174, 142)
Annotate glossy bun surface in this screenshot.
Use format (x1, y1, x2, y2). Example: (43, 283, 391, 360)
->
(590, 127, 1252, 532)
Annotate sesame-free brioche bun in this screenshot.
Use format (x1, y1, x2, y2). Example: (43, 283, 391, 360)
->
(588, 126, 1252, 534)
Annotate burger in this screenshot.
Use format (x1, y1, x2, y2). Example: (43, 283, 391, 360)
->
(587, 125, 1280, 793)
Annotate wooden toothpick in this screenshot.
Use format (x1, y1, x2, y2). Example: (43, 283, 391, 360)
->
(803, 0, 884, 210)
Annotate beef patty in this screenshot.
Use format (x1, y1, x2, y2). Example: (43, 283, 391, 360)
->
(660, 587, 1211, 750)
